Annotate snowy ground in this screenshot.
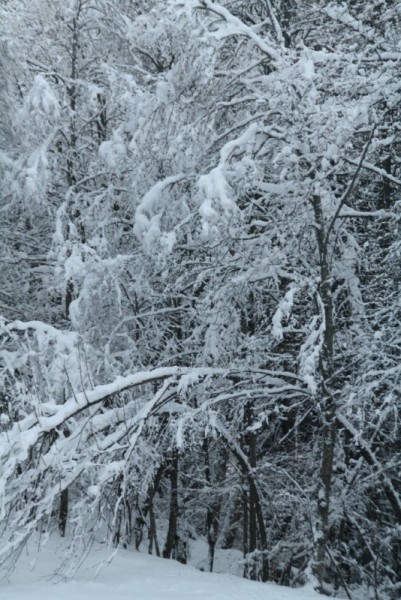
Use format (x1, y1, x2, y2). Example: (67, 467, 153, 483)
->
(1, 538, 328, 600)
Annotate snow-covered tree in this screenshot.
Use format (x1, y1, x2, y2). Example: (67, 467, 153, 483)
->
(2, 1, 401, 598)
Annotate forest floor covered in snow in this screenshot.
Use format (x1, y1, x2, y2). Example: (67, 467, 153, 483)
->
(1, 537, 329, 600)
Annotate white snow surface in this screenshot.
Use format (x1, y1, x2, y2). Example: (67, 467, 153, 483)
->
(1, 537, 324, 600)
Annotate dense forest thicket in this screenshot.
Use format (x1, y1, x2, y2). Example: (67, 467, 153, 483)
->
(2, 1, 401, 597)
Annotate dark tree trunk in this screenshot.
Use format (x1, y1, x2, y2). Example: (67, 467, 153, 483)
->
(163, 450, 179, 560)
(59, 488, 69, 537)
(247, 404, 257, 580)
(203, 438, 223, 572)
(311, 194, 336, 589)
(148, 499, 160, 557)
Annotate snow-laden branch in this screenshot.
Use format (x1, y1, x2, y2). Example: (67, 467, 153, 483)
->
(271, 286, 298, 341)
(325, 126, 376, 243)
(324, 2, 374, 41)
(198, 123, 259, 234)
(343, 157, 401, 187)
(0, 367, 221, 451)
(265, 0, 285, 46)
(0, 362, 308, 464)
(197, 0, 282, 65)
(298, 312, 325, 396)
(337, 413, 401, 521)
(133, 174, 186, 247)
(4, 319, 78, 351)
(338, 206, 397, 219)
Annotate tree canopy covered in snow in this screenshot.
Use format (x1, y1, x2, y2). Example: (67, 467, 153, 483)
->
(2, 1, 401, 598)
